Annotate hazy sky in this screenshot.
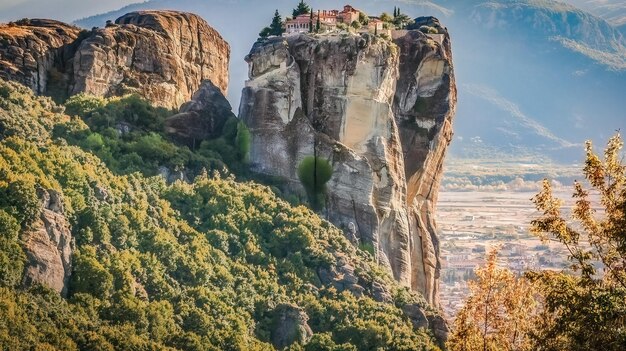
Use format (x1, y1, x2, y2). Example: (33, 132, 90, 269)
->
(0, 0, 140, 23)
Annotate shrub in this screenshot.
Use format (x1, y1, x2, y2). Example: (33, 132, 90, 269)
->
(0, 210, 25, 287)
(0, 177, 40, 227)
(297, 156, 333, 210)
(236, 122, 251, 163)
(418, 25, 438, 34)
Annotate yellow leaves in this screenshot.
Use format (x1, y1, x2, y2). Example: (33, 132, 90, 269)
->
(448, 248, 538, 351)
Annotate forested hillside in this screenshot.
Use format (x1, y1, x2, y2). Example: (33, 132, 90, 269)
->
(0, 80, 442, 350)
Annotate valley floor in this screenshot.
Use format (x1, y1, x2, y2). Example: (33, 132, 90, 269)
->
(436, 188, 578, 320)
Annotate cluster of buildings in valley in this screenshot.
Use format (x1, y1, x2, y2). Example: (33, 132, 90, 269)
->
(439, 236, 571, 319)
(435, 190, 575, 320)
(285, 5, 384, 35)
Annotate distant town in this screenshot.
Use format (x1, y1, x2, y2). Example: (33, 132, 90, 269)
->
(436, 189, 601, 320)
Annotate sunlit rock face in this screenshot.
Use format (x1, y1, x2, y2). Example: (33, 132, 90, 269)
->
(240, 21, 456, 305)
(0, 11, 230, 109)
(21, 189, 72, 297)
(0, 19, 81, 96)
(73, 11, 230, 109)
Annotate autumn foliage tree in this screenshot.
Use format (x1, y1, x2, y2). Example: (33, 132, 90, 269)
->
(528, 132, 626, 350)
(447, 248, 537, 351)
(451, 133, 626, 351)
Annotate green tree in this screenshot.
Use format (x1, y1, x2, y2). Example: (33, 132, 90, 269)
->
(269, 10, 285, 36)
(380, 13, 393, 23)
(350, 21, 361, 30)
(359, 12, 369, 25)
(259, 26, 271, 39)
(292, 0, 311, 18)
(297, 156, 333, 210)
(0, 177, 40, 227)
(235, 122, 251, 163)
(0, 210, 25, 287)
(316, 10, 321, 32)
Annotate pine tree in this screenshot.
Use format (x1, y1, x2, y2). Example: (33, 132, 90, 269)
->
(269, 10, 284, 36)
(293, 0, 311, 18)
(309, 8, 314, 33)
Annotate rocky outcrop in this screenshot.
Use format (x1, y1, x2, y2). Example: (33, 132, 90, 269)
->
(0, 19, 81, 96)
(269, 303, 313, 349)
(165, 80, 236, 147)
(0, 11, 230, 109)
(73, 11, 229, 109)
(21, 189, 73, 296)
(239, 26, 456, 305)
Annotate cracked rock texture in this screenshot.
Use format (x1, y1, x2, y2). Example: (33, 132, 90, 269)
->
(0, 19, 81, 96)
(240, 23, 456, 305)
(0, 11, 230, 109)
(165, 80, 236, 147)
(21, 189, 73, 297)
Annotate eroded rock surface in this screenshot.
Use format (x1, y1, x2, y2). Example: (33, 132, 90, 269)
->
(21, 189, 73, 296)
(165, 80, 236, 147)
(269, 303, 313, 349)
(0, 19, 81, 96)
(73, 11, 229, 109)
(0, 11, 230, 109)
(240, 26, 456, 305)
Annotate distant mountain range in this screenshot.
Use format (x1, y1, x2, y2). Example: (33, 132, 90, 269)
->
(55, 0, 626, 164)
(565, 0, 626, 26)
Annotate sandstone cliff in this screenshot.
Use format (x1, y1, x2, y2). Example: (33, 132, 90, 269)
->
(21, 189, 73, 297)
(240, 23, 456, 305)
(0, 19, 80, 97)
(0, 11, 230, 109)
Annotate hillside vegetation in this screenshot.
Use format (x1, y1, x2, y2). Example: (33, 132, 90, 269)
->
(0, 80, 440, 350)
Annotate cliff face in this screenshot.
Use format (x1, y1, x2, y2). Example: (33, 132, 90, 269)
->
(0, 11, 230, 109)
(73, 11, 230, 109)
(240, 23, 456, 305)
(21, 189, 73, 297)
(0, 19, 80, 96)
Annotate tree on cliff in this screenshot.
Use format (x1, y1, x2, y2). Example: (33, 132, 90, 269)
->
(270, 10, 285, 36)
(447, 248, 538, 351)
(298, 156, 332, 211)
(393, 8, 413, 29)
(260, 10, 285, 38)
(293, 0, 311, 18)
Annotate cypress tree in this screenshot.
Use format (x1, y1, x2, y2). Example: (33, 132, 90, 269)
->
(316, 10, 321, 32)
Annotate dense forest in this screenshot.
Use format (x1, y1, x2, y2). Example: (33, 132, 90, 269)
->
(0, 80, 442, 350)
